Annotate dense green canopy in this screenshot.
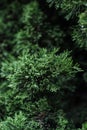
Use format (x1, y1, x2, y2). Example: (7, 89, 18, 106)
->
(0, 0, 87, 129)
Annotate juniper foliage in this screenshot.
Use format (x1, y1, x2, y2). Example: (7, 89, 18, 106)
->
(0, 0, 87, 129)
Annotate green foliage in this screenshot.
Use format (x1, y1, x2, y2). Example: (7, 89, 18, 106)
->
(47, 0, 87, 20)
(20, 1, 44, 43)
(0, 1, 22, 61)
(0, 45, 81, 129)
(82, 122, 87, 130)
(0, 111, 26, 130)
(0, 110, 75, 130)
(47, 0, 87, 50)
(0, 0, 87, 129)
(72, 26, 87, 49)
(72, 10, 87, 49)
(25, 120, 43, 130)
(1, 47, 80, 95)
(0, 111, 42, 130)
(79, 11, 87, 29)
(41, 24, 65, 48)
(13, 1, 64, 54)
